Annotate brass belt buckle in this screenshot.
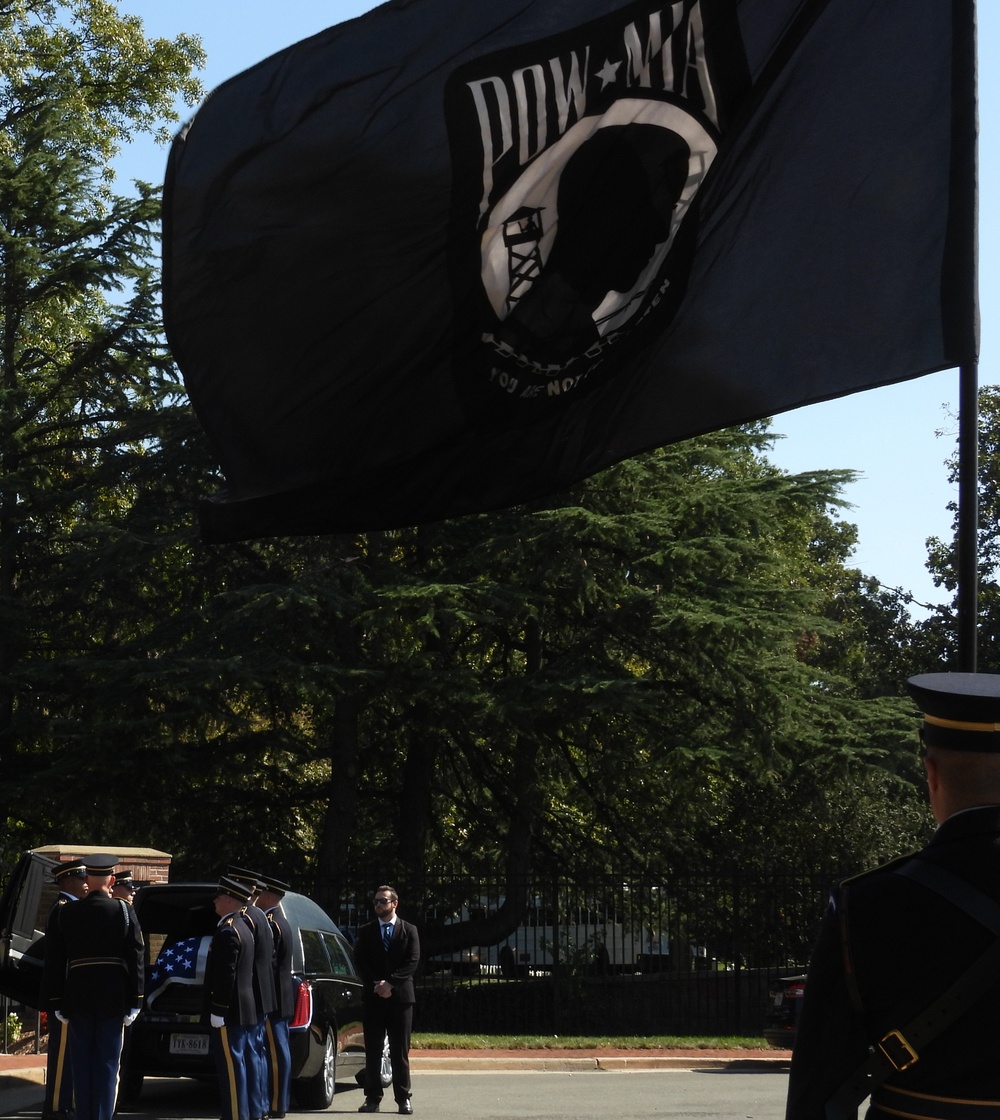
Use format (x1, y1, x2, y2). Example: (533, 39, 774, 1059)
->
(877, 1029, 919, 1072)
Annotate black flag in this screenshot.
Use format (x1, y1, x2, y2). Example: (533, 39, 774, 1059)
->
(163, 0, 978, 542)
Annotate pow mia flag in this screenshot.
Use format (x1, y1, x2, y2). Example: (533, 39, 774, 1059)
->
(446, 2, 748, 418)
(163, 0, 977, 543)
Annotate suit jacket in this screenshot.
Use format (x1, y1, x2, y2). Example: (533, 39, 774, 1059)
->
(353, 918, 420, 1005)
(266, 904, 296, 1020)
(42, 893, 144, 1018)
(786, 804, 1000, 1119)
(205, 912, 257, 1027)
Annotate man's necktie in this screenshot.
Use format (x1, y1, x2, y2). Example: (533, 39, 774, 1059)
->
(382, 923, 392, 950)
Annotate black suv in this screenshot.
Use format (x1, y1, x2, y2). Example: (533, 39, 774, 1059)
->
(0, 853, 388, 1109)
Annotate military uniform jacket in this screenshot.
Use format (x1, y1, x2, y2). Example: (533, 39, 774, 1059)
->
(206, 912, 257, 1027)
(266, 905, 296, 1020)
(42, 893, 144, 1018)
(785, 804, 1000, 1119)
(353, 918, 420, 1005)
(240, 902, 277, 1018)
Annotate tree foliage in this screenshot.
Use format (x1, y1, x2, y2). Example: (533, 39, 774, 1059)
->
(923, 385, 1000, 671)
(0, 0, 203, 860)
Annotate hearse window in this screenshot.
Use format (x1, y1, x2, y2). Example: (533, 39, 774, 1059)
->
(300, 928, 331, 973)
(323, 933, 354, 977)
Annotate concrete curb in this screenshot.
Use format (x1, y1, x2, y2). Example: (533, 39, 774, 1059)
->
(410, 1055, 788, 1072)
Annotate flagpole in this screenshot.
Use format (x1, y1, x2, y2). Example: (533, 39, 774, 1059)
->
(957, 361, 979, 672)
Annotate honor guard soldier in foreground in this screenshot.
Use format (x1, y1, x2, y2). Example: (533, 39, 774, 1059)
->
(786, 673, 1000, 1120)
(207, 876, 257, 1120)
(42, 858, 88, 1120)
(42, 854, 143, 1120)
(256, 874, 295, 1118)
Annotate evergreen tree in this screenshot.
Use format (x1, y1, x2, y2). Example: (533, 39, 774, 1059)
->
(0, 0, 203, 864)
(922, 384, 1000, 671)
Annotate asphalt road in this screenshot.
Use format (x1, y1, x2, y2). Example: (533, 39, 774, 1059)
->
(31, 1068, 790, 1120)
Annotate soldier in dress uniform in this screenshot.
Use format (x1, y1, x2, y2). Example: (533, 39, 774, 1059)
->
(42, 858, 88, 1120)
(206, 875, 257, 1120)
(786, 672, 1000, 1120)
(226, 866, 277, 1120)
(256, 874, 295, 1119)
(111, 870, 136, 904)
(42, 854, 143, 1120)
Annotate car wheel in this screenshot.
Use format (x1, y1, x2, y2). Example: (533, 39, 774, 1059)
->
(122, 1071, 143, 1101)
(380, 1037, 392, 1088)
(295, 1030, 337, 1110)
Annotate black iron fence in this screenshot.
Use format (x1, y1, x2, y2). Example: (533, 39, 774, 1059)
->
(335, 865, 846, 1036)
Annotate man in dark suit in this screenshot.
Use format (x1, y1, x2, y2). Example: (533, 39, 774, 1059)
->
(42, 854, 144, 1120)
(353, 885, 420, 1115)
(256, 873, 295, 1119)
(42, 858, 88, 1120)
(785, 672, 1000, 1119)
(206, 875, 257, 1120)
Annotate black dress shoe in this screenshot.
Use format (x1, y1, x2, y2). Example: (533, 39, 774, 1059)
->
(358, 1100, 381, 1113)
(398, 1101, 413, 1115)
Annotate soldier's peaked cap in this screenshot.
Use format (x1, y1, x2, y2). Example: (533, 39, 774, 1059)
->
(257, 873, 290, 895)
(907, 672, 1000, 752)
(227, 865, 262, 887)
(53, 858, 87, 881)
(84, 853, 119, 875)
(216, 875, 252, 903)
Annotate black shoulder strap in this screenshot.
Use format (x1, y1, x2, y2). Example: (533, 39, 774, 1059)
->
(893, 860, 1000, 934)
(826, 859, 1000, 1120)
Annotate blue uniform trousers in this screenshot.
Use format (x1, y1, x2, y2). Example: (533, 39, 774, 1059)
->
(66, 1015, 124, 1120)
(245, 1019, 269, 1120)
(43, 1013, 74, 1115)
(212, 1022, 251, 1120)
(265, 1016, 292, 1115)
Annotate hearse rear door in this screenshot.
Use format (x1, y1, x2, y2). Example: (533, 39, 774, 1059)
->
(0, 851, 59, 1008)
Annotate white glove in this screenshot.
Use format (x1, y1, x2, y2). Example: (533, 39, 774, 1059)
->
(124, 1008, 140, 1026)
(54, 1010, 68, 1024)
(210, 1014, 225, 1029)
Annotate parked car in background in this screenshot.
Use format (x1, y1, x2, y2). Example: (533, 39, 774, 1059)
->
(763, 972, 806, 1049)
(0, 851, 389, 1109)
(423, 896, 671, 975)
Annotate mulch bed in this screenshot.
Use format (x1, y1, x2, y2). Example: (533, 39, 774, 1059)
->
(3, 1028, 45, 1056)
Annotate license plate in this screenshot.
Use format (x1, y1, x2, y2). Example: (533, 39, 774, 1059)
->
(169, 1033, 210, 1055)
(772, 993, 784, 1007)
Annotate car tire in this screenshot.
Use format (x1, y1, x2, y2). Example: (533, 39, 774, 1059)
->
(354, 1038, 393, 1090)
(122, 1071, 143, 1101)
(295, 1030, 337, 1110)
(380, 1037, 392, 1088)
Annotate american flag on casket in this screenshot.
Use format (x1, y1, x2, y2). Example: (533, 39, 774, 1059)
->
(146, 936, 212, 1006)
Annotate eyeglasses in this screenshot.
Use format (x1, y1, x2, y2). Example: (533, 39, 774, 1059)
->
(373, 898, 394, 906)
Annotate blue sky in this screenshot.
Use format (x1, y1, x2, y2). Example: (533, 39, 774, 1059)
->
(115, 1, 995, 617)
